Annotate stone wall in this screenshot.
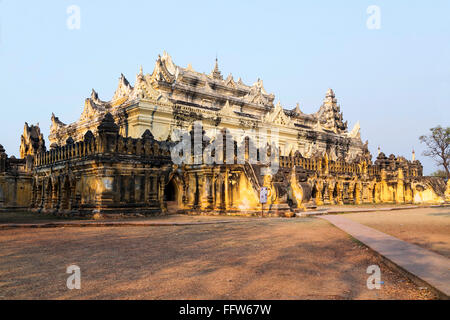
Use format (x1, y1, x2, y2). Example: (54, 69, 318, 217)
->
(0, 145, 33, 210)
(31, 113, 174, 217)
(1, 113, 448, 218)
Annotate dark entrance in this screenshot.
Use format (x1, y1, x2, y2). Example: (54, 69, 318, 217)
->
(164, 179, 177, 202)
(164, 179, 180, 213)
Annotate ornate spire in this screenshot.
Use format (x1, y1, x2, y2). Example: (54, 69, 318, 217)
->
(211, 57, 223, 80)
(412, 148, 416, 161)
(91, 88, 99, 101)
(120, 73, 130, 86)
(294, 103, 302, 114)
(326, 88, 335, 98)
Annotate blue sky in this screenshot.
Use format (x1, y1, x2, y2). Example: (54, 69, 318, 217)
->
(0, 0, 449, 174)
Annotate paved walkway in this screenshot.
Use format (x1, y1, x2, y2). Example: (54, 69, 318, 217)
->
(298, 204, 450, 216)
(320, 215, 450, 298)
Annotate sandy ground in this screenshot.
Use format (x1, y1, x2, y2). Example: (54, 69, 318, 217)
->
(343, 207, 450, 258)
(0, 217, 436, 300)
(0, 211, 246, 225)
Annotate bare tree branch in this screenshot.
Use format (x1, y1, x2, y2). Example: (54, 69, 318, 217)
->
(419, 126, 450, 179)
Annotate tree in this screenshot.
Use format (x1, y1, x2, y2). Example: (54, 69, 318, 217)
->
(431, 170, 448, 179)
(419, 126, 450, 179)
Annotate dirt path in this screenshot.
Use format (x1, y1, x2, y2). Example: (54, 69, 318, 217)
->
(0, 217, 436, 300)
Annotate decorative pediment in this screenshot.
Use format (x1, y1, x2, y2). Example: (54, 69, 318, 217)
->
(80, 98, 103, 122)
(119, 65, 170, 104)
(253, 79, 268, 95)
(20, 122, 46, 158)
(150, 52, 176, 83)
(263, 102, 293, 126)
(218, 100, 235, 118)
(293, 103, 303, 115)
(243, 78, 275, 107)
(90, 89, 107, 105)
(112, 74, 133, 101)
(348, 121, 361, 139)
(134, 74, 170, 103)
(313, 120, 324, 132)
(50, 113, 67, 134)
(225, 74, 237, 89)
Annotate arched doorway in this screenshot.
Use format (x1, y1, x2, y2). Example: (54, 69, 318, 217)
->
(164, 178, 180, 213)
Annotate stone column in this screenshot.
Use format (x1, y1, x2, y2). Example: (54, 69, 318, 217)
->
(396, 169, 405, 204)
(202, 172, 213, 210)
(94, 170, 115, 214)
(354, 183, 362, 205)
(150, 174, 158, 202)
(159, 175, 166, 212)
(224, 169, 230, 210)
(337, 182, 344, 205)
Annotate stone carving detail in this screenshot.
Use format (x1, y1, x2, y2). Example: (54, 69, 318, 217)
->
(151, 51, 176, 83)
(263, 102, 292, 126)
(218, 100, 235, 118)
(244, 79, 275, 107)
(80, 96, 104, 122)
(210, 58, 223, 80)
(20, 123, 46, 158)
(112, 73, 133, 101)
(225, 74, 237, 88)
(314, 89, 348, 134)
(50, 113, 66, 135)
(348, 121, 361, 139)
(304, 142, 321, 158)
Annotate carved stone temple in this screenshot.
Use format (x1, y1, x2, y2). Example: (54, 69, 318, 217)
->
(0, 52, 448, 217)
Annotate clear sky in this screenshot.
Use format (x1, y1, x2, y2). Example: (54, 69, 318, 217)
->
(0, 0, 449, 174)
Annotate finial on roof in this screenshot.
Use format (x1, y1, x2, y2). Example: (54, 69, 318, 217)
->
(326, 88, 335, 98)
(119, 73, 130, 86)
(412, 148, 416, 161)
(214, 57, 219, 71)
(211, 56, 223, 80)
(377, 146, 381, 156)
(139, 65, 143, 76)
(91, 88, 99, 101)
